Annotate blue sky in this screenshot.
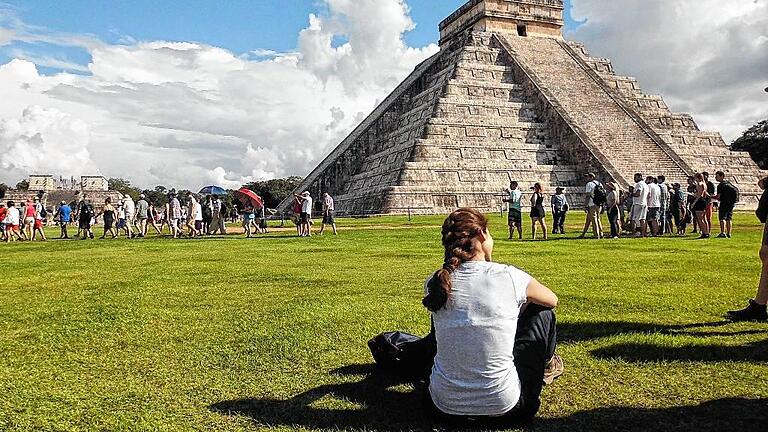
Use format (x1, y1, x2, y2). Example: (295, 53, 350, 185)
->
(0, 0, 580, 75)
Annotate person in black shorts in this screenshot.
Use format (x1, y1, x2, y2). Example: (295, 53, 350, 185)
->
(714, 171, 738, 238)
(99, 197, 118, 239)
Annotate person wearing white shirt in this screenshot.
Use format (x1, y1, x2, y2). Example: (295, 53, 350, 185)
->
(319, 192, 337, 235)
(294, 191, 314, 237)
(3, 200, 23, 242)
(645, 176, 662, 236)
(422, 208, 562, 424)
(631, 173, 650, 237)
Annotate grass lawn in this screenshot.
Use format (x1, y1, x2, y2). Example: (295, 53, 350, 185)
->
(1, 212, 766, 431)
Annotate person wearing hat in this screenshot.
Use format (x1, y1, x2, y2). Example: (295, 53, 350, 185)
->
(579, 173, 604, 239)
(550, 187, 568, 235)
(55, 200, 72, 239)
(135, 193, 149, 237)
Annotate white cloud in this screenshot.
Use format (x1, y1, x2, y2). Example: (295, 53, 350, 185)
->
(0, 105, 95, 179)
(569, 0, 768, 142)
(0, 0, 438, 189)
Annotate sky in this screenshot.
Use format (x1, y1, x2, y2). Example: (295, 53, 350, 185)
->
(0, 0, 765, 189)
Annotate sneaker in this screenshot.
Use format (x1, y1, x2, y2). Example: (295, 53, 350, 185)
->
(716, 233, 727, 238)
(726, 300, 768, 322)
(543, 353, 564, 385)
(727, 234, 732, 238)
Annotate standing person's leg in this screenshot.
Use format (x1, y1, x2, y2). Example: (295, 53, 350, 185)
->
(531, 217, 537, 240)
(727, 223, 768, 321)
(705, 203, 713, 234)
(580, 209, 592, 237)
(539, 217, 548, 240)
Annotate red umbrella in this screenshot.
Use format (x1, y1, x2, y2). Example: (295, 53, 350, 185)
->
(234, 188, 264, 210)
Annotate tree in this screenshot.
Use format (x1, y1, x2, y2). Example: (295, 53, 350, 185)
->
(732, 120, 768, 169)
(15, 179, 29, 191)
(0, 183, 7, 198)
(108, 178, 141, 198)
(244, 176, 303, 209)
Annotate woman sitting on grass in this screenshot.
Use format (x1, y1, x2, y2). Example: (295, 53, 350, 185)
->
(423, 208, 562, 426)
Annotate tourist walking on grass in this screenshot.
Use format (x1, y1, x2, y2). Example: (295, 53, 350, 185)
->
(22, 199, 36, 241)
(147, 204, 163, 235)
(186, 192, 201, 238)
(631, 173, 649, 237)
(202, 195, 213, 235)
(55, 201, 71, 239)
(77, 198, 95, 240)
(0, 202, 7, 241)
(504, 181, 523, 240)
(692, 173, 710, 239)
(422, 208, 562, 426)
(714, 171, 739, 239)
(31, 197, 46, 241)
(242, 205, 254, 238)
(579, 173, 604, 239)
(726, 176, 768, 322)
(170, 192, 182, 238)
(99, 198, 118, 239)
(605, 182, 621, 239)
(319, 192, 337, 235)
(4, 201, 23, 242)
(529, 183, 548, 241)
(136, 194, 149, 238)
(550, 187, 568, 235)
(646, 176, 661, 237)
(123, 194, 136, 239)
(209, 195, 227, 235)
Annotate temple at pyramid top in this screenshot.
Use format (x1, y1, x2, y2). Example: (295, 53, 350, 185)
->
(439, 0, 564, 45)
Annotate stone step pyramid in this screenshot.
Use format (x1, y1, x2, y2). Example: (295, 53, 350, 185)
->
(279, 0, 765, 215)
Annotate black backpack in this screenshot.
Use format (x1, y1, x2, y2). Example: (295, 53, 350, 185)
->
(719, 181, 740, 204)
(368, 331, 435, 381)
(39, 206, 48, 218)
(82, 203, 94, 218)
(592, 182, 607, 206)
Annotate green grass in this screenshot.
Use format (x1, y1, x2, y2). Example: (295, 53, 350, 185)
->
(1, 212, 766, 431)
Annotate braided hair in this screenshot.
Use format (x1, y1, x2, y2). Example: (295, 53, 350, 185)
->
(423, 208, 489, 312)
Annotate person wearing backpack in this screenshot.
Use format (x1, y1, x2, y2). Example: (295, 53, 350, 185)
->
(77, 197, 95, 240)
(726, 176, 768, 322)
(714, 171, 739, 238)
(578, 173, 604, 239)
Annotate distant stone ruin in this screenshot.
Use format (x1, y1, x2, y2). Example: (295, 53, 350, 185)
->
(5, 175, 121, 212)
(280, 0, 766, 215)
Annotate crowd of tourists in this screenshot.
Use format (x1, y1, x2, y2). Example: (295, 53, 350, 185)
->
(504, 170, 740, 241)
(1, 189, 340, 242)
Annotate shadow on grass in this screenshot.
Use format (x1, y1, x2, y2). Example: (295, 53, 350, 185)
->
(558, 320, 767, 343)
(558, 320, 768, 363)
(210, 365, 767, 431)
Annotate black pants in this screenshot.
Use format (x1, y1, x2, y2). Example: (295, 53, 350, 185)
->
(608, 206, 620, 238)
(418, 304, 557, 427)
(552, 210, 567, 234)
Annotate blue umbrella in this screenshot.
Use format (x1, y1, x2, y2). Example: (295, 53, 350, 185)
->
(198, 185, 227, 195)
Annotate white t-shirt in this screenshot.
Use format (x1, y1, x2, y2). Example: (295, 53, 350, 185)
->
(302, 196, 313, 214)
(428, 261, 531, 416)
(633, 181, 649, 206)
(585, 180, 601, 207)
(123, 198, 135, 218)
(5, 207, 20, 225)
(647, 183, 661, 208)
